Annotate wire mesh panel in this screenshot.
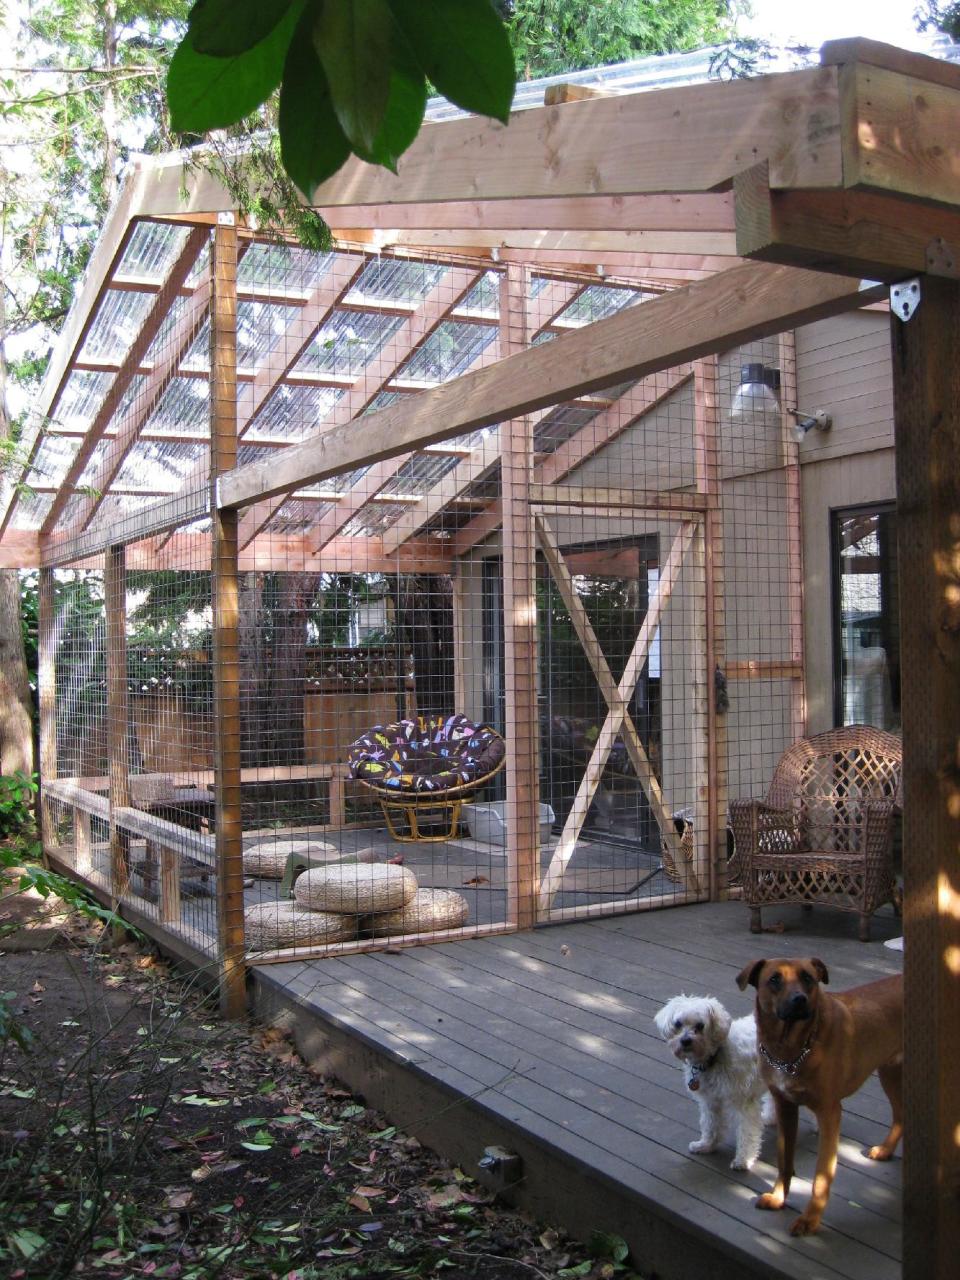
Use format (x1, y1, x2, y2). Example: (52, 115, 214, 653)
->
(37, 225, 807, 967)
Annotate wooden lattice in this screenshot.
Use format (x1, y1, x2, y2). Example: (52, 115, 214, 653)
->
(729, 725, 902, 941)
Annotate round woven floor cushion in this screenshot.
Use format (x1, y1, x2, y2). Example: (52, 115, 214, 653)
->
(366, 888, 469, 937)
(348, 714, 504, 794)
(244, 900, 356, 949)
(243, 839, 339, 879)
(294, 863, 418, 914)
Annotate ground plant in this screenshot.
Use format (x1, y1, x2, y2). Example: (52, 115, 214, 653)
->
(0, 887, 640, 1280)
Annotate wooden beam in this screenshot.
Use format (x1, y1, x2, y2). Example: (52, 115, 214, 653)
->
(133, 66, 843, 216)
(315, 194, 735, 235)
(821, 35, 960, 91)
(838, 61, 960, 208)
(890, 274, 960, 1280)
(40, 226, 210, 536)
(530, 484, 707, 514)
(0, 531, 40, 568)
(38, 568, 57, 857)
(735, 161, 960, 281)
(543, 83, 612, 106)
(209, 220, 246, 1021)
(217, 262, 886, 513)
(353, 227, 739, 258)
(499, 265, 540, 932)
(105, 543, 130, 907)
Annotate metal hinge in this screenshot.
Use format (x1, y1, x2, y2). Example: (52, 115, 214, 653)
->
(890, 278, 921, 322)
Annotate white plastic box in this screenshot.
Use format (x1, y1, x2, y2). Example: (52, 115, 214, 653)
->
(462, 800, 555, 846)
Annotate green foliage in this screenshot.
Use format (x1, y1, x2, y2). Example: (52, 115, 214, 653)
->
(504, 0, 733, 77)
(0, 772, 37, 839)
(915, 1, 960, 38)
(169, 0, 516, 199)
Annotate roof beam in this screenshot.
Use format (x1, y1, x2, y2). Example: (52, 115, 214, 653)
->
(345, 228, 738, 259)
(217, 261, 886, 513)
(136, 66, 842, 218)
(316, 193, 735, 235)
(735, 160, 960, 282)
(39, 226, 210, 536)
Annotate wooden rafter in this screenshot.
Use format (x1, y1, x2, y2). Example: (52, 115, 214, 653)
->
(537, 517, 697, 913)
(306, 277, 582, 556)
(243, 264, 482, 551)
(217, 262, 885, 514)
(35, 227, 209, 536)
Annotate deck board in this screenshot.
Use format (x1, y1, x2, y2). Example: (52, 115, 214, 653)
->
(252, 899, 903, 1280)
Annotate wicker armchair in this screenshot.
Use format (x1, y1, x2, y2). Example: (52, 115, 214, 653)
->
(729, 726, 902, 941)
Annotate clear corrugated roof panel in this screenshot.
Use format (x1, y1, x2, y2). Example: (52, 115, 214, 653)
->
(345, 257, 446, 306)
(397, 321, 496, 384)
(239, 243, 334, 295)
(143, 292, 206, 364)
(264, 498, 334, 534)
(363, 390, 402, 414)
(26, 434, 81, 488)
(341, 501, 410, 537)
(380, 452, 459, 495)
(557, 285, 651, 326)
(11, 490, 53, 529)
(292, 310, 405, 378)
(116, 222, 192, 283)
(78, 439, 110, 487)
(455, 270, 500, 318)
(78, 288, 156, 365)
(236, 300, 303, 370)
(116, 439, 206, 491)
(145, 377, 210, 436)
(247, 384, 342, 441)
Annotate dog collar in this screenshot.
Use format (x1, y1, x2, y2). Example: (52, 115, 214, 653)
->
(758, 1036, 814, 1076)
(687, 1049, 720, 1091)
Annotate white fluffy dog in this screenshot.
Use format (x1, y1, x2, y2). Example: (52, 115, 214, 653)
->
(654, 994, 773, 1170)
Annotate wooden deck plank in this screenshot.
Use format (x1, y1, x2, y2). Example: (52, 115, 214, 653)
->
(252, 900, 902, 1280)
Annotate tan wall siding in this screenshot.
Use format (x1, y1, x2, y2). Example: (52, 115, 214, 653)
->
(796, 311, 896, 734)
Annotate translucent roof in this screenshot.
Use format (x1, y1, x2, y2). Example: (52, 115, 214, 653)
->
(18, 225, 665, 548)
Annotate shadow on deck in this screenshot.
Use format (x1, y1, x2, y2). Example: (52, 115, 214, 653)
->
(251, 900, 902, 1280)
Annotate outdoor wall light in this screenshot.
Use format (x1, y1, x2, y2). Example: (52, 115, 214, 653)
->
(788, 408, 833, 444)
(729, 362, 781, 425)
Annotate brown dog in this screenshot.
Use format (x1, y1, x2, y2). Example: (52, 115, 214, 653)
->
(736, 957, 903, 1237)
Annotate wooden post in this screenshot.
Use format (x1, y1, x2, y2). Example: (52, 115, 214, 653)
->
(105, 544, 130, 911)
(210, 216, 246, 1018)
(37, 567, 58, 861)
(890, 274, 960, 1280)
(694, 358, 724, 897)
(499, 265, 540, 930)
(777, 331, 807, 741)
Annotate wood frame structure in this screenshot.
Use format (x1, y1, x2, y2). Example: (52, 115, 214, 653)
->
(10, 38, 960, 1278)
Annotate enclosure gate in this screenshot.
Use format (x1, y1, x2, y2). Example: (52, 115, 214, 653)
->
(531, 504, 710, 923)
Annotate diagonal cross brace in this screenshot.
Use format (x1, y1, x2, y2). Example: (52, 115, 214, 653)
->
(536, 516, 698, 913)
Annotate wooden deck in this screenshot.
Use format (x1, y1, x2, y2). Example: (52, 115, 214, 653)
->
(251, 900, 903, 1280)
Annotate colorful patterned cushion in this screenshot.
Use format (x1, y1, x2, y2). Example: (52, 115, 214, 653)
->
(347, 714, 505, 794)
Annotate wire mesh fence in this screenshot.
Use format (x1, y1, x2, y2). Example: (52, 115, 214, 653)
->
(39, 231, 804, 967)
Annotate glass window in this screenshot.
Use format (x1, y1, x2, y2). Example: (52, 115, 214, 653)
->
(832, 506, 900, 731)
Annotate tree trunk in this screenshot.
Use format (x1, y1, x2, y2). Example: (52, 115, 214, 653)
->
(0, 569, 33, 775)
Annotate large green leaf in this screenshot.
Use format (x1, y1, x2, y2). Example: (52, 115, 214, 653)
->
(168, 0, 304, 134)
(388, 0, 515, 123)
(279, 7, 351, 201)
(187, 0, 296, 58)
(354, 28, 427, 172)
(313, 0, 395, 157)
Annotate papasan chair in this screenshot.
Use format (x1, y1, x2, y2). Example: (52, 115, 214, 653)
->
(347, 714, 506, 842)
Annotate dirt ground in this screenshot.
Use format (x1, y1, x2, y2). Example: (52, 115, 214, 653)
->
(0, 874, 640, 1280)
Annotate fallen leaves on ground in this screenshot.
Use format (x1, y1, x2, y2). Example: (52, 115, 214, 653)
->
(0, 899, 641, 1280)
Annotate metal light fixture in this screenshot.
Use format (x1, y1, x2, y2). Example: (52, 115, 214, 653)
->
(729, 363, 781, 425)
(788, 408, 832, 444)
